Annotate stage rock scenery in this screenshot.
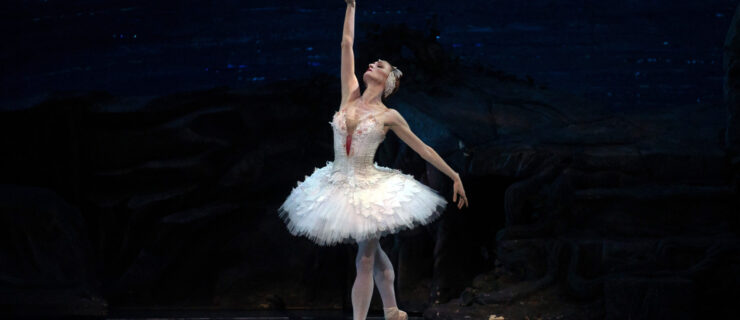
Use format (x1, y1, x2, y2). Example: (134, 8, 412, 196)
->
(2, 1, 739, 319)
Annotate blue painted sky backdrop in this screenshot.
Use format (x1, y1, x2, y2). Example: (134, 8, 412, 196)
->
(1, 0, 737, 110)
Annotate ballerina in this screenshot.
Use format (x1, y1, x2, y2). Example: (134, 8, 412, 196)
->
(278, 1, 469, 319)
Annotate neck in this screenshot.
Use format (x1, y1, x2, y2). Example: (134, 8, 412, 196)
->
(361, 84, 383, 105)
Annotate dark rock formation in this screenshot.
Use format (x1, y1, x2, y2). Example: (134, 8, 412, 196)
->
(424, 4, 740, 318)
(0, 184, 106, 316)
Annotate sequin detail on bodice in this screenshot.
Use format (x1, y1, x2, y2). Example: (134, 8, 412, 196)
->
(327, 109, 387, 186)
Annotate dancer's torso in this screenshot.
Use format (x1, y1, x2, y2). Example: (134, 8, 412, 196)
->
(330, 102, 390, 175)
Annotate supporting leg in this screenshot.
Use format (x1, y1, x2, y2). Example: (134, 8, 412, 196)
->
(374, 242, 408, 320)
(352, 237, 378, 320)
(373, 244, 398, 308)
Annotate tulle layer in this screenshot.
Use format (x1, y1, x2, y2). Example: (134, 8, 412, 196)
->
(278, 161, 448, 246)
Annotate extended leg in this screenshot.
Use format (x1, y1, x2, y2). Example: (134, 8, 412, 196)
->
(352, 237, 378, 320)
(373, 244, 398, 308)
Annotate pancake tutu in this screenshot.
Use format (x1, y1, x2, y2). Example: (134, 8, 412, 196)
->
(278, 161, 448, 246)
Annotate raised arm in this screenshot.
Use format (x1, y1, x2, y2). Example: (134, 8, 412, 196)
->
(386, 109, 469, 209)
(340, 0, 360, 105)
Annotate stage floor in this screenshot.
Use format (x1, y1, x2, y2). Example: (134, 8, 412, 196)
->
(107, 309, 424, 320)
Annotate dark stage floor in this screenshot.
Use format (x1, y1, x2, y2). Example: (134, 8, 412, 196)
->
(106, 309, 425, 320)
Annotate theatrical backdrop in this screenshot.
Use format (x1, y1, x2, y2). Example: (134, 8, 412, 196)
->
(2, 0, 739, 319)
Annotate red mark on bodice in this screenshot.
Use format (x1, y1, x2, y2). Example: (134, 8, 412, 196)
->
(345, 133, 352, 155)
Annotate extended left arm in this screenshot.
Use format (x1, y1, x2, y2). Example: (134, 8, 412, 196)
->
(387, 109, 468, 208)
(423, 145, 460, 181)
(387, 109, 459, 182)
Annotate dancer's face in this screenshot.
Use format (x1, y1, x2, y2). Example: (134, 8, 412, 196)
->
(363, 59, 391, 88)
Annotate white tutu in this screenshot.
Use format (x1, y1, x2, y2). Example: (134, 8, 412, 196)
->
(278, 108, 448, 246)
(278, 161, 448, 246)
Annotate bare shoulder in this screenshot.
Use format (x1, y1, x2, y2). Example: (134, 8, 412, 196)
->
(381, 108, 407, 127)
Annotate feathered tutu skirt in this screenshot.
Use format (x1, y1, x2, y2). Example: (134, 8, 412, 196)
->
(278, 161, 448, 246)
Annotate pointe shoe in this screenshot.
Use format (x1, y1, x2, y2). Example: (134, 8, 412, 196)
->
(383, 306, 408, 320)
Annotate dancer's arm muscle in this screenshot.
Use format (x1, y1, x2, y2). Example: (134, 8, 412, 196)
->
(387, 109, 460, 182)
(340, 2, 360, 105)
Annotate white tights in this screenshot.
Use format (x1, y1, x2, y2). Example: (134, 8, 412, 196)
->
(351, 237, 398, 320)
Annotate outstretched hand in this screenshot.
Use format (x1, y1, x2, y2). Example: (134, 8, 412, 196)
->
(345, 0, 355, 7)
(452, 178, 469, 210)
